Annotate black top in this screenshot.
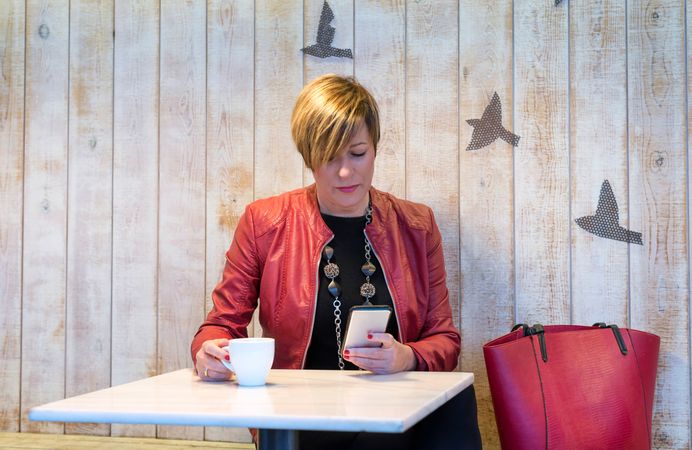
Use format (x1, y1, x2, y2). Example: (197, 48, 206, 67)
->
(304, 213, 399, 370)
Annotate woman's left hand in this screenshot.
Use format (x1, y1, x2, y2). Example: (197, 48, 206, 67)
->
(343, 333, 417, 374)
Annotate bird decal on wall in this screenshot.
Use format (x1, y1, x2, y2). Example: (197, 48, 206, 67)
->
(575, 180, 643, 245)
(301, 1, 353, 59)
(465, 92, 520, 151)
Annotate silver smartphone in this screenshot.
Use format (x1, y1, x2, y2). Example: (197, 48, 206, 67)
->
(340, 305, 392, 356)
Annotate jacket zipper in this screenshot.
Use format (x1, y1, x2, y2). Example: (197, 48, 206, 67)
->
(301, 236, 334, 369)
(364, 229, 404, 341)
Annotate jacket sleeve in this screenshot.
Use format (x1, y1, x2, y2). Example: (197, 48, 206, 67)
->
(190, 206, 261, 364)
(406, 210, 461, 371)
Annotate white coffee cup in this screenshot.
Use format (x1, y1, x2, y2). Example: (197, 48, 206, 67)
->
(221, 338, 275, 387)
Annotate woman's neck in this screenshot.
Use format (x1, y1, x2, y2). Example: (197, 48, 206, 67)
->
(315, 192, 370, 218)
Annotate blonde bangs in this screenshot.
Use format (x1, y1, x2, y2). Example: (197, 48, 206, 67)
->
(291, 75, 380, 170)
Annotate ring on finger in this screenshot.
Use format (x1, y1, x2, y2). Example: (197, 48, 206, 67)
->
(204, 368, 209, 378)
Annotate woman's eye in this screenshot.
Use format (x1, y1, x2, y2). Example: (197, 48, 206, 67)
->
(352, 152, 366, 157)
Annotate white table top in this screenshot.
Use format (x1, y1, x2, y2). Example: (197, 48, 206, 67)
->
(30, 369, 473, 433)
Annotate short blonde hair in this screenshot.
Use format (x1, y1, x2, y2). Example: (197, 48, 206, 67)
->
(291, 74, 380, 170)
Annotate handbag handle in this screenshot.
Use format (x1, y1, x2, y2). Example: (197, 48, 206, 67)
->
(592, 323, 628, 355)
(512, 323, 548, 362)
(510, 322, 628, 363)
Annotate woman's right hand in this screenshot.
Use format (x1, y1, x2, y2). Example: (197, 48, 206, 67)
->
(195, 338, 232, 381)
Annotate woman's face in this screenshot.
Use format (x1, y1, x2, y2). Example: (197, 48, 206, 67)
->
(312, 122, 375, 217)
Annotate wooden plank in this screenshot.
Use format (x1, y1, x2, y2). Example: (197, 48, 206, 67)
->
(514, 0, 569, 324)
(0, 432, 254, 449)
(158, 0, 206, 440)
(355, 0, 406, 199)
(21, 0, 69, 434)
(570, 2, 628, 326)
(0, 0, 24, 433)
(405, 0, 459, 326)
(65, 0, 114, 436)
(627, 1, 688, 447)
(111, 0, 159, 438)
(689, 5, 692, 448)
(302, 0, 353, 187)
(254, 0, 304, 201)
(204, 0, 254, 443)
(458, 2, 513, 447)
(253, 0, 303, 337)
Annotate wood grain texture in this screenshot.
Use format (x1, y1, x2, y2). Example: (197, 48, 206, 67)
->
(405, 0, 459, 327)
(458, 2, 513, 447)
(688, 2, 692, 445)
(254, 0, 304, 201)
(0, 0, 24, 433)
(111, 0, 159, 438)
(205, 0, 254, 443)
(627, 1, 688, 447)
(253, 0, 304, 337)
(570, 1, 628, 325)
(158, 0, 206, 440)
(355, 0, 406, 198)
(5, 2, 692, 447)
(514, 0, 570, 324)
(21, 0, 69, 434)
(0, 431, 254, 449)
(65, 0, 113, 436)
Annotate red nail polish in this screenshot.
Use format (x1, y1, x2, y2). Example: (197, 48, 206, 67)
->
(367, 334, 373, 339)
(343, 350, 350, 356)
(225, 355, 230, 361)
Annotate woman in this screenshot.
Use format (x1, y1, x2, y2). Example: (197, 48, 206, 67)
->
(191, 74, 481, 449)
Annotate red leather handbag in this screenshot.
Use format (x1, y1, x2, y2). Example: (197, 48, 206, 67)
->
(483, 323, 659, 450)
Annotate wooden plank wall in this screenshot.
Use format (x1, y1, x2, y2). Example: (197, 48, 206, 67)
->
(0, 1, 690, 448)
(66, 0, 113, 437)
(628, 1, 688, 447)
(204, 0, 254, 444)
(158, 0, 207, 441)
(458, 1, 514, 440)
(111, 0, 159, 439)
(20, 0, 69, 436)
(0, 0, 24, 434)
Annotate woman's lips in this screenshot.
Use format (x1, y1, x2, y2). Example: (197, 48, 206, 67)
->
(336, 185, 358, 193)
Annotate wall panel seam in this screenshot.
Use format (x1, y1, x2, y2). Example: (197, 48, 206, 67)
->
(684, 0, 691, 445)
(625, 0, 631, 328)
(19, 0, 28, 432)
(511, 0, 517, 324)
(109, 0, 116, 397)
(203, 1, 208, 440)
(64, 0, 72, 412)
(567, 0, 572, 325)
(155, 0, 162, 437)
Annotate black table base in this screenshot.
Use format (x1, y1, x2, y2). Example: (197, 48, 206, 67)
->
(258, 429, 299, 450)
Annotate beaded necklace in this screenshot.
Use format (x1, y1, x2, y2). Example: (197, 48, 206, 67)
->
(321, 203, 376, 369)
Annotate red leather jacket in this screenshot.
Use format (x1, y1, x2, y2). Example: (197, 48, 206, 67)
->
(191, 185, 460, 371)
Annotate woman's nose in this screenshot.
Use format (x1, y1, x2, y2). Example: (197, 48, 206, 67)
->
(338, 164, 352, 178)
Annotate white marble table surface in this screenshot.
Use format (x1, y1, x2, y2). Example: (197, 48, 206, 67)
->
(30, 368, 474, 433)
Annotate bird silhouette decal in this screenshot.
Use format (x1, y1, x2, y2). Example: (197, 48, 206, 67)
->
(301, 1, 353, 59)
(575, 180, 643, 245)
(465, 92, 520, 151)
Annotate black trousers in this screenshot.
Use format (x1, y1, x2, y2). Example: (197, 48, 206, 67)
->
(298, 384, 482, 450)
